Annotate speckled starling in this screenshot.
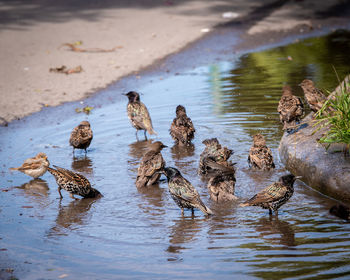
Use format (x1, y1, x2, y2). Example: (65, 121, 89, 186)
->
(136, 141, 167, 188)
(299, 79, 327, 112)
(277, 85, 304, 132)
(124, 91, 156, 140)
(248, 134, 275, 171)
(204, 158, 237, 202)
(47, 165, 102, 199)
(69, 121, 93, 153)
(162, 167, 213, 216)
(199, 138, 234, 175)
(240, 174, 299, 215)
(10, 152, 50, 178)
(170, 105, 195, 146)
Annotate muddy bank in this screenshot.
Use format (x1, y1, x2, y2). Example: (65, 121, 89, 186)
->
(279, 77, 350, 204)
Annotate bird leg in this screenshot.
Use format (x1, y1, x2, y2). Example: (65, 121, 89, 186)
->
(181, 208, 184, 216)
(269, 208, 273, 215)
(191, 208, 194, 216)
(135, 130, 139, 141)
(144, 130, 148, 140)
(69, 193, 79, 200)
(58, 186, 63, 199)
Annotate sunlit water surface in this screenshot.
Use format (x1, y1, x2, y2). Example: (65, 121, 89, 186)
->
(1, 30, 350, 279)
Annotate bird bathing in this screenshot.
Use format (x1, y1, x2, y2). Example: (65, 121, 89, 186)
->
(279, 75, 350, 203)
(2, 30, 350, 279)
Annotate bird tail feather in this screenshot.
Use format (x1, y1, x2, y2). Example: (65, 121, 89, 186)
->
(148, 128, 157, 135)
(198, 204, 213, 215)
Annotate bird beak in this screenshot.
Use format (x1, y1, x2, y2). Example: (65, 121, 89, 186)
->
(298, 83, 302, 86)
(295, 176, 302, 179)
(162, 145, 168, 148)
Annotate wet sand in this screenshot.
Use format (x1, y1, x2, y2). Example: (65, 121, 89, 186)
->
(1, 0, 350, 125)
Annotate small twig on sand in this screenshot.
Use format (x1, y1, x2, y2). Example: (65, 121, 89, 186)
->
(59, 43, 123, 53)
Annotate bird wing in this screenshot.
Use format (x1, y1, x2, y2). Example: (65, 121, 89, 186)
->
(203, 158, 235, 175)
(139, 102, 156, 134)
(246, 182, 287, 205)
(53, 165, 90, 187)
(138, 152, 164, 177)
(169, 176, 199, 203)
(248, 147, 263, 169)
(17, 160, 43, 171)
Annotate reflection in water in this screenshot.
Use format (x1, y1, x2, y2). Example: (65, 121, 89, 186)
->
(15, 179, 50, 207)
(170, 143, 195, 160)
(254, 216, 296, 247)
(170, 143, 197, 173)
(210, 29, 350, 141)
(128, 139, 155, 175)
(128, 139, 154, 160)
(71, 156, 93, 174)
(47, 198, 99, 238)
(167, 216, 203, 259)
(137, 185, 166, 215)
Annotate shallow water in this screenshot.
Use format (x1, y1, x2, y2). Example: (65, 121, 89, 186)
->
(1, 30, 350, 279)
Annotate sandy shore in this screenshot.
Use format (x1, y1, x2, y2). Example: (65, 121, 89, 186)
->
(1, 0, 349, 125)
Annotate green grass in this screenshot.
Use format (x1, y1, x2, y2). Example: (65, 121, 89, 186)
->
(313, 80, 350, 153)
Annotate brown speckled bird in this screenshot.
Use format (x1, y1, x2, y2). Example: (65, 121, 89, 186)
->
(277, 85, 304, 132)
(10, 152, 50, 178)
(170, 105, 195, 146)
(163, 167, 213, 216)
(47, 165, 102, 199)
(248, 134, 275, 171)
(136, 141, 167, 188)
(299, 79, 327, 112)
(329, 204, 350, 221)
(204, 158, 237, 202)
(69, 121, 93, 153)
(125, 91, 156, 140)
(240, 174, 299, 215)
(199, 138, 234, 175)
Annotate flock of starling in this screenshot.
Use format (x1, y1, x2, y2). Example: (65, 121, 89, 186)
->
(9, 79, 349, 220)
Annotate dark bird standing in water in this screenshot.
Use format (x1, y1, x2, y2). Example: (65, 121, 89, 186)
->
(199, 138, 234, 175)
(124, 91, 156, 140)
(240, 174, 300, 215)
(248, 134, 275, 171)
(277, 85, 304, 132)
(162, 167, 213, 216)
(69, 121, 93, 154)
(299, 79, 327, 113)
(47, 165, 102, 200)
(170, 105, 195, 146)
(330, 204, 350, 221)
(204, 158, 237, 202)
(136, 141, 167, 188)
(10, 152, 50, 178)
